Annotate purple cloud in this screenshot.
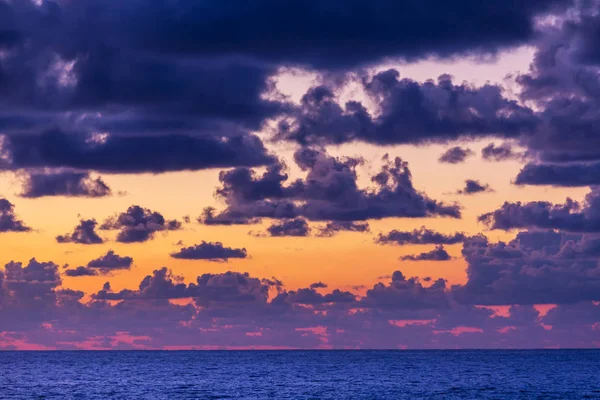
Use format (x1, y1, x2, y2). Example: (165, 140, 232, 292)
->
(316, 221, 370, 237)
(56, 219, 103, 245)
(400, 245, 452, 261)
(376, 227, 466, 246)
(456, 179, 494, 195)
(19, 171, 111, 198)
(101, 206, 181, 243)
(64, 266, 98, 277)
(479, 189, 600, 232)
(438, 146, 474, 164)
(453, 231, 600, 305)
(87, 250, 133, 272)
(0, 199, 30, 233)
(201, 150, 460, 224)
(170, 242, 248, 262)
(481, 143, 521, 162)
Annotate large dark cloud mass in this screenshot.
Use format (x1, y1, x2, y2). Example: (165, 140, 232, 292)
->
(127, 0, 569, 67)
(0, 131, 275, 174)
(2, 0, 568, 69)
(0, 0, 281, 175)
(278, 71, 536, 146)
(0, 0, 568, 177)
(201, 149, 460, 224)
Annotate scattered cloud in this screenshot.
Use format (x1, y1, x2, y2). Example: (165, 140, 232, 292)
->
(438, 147, 474, 164)
(400, 245, 452, 261)
(170, 242, 248, 262)
(56, 219, 103, 245)
(456, 179, 494, 195)
(101, 206, 181, 243)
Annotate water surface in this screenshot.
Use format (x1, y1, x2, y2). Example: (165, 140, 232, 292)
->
(1, 350, 599, 399)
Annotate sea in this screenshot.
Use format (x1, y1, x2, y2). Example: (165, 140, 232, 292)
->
(0, 350, 599, 399)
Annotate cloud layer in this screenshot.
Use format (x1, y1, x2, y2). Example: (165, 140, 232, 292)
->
(2, 0, 600, 350)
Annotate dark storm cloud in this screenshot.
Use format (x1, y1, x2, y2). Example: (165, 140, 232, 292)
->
(0, 199, 31, 233)
(376, 227, 466, 246)
(87, 250, 133, 271)
(0, 1, 282, 175)
(278, 71, 537, 146)
(0, 131, 275, 174)
(201, 150, 460, 224)
(438, 147, 474, 164)
(56, 219, 103, 245)
(101, 206, 181, 243)
(479, 188, 600, 232)
(400, 245, 451, 261)
(481, 143, 521, 161)
(456, 179, 493, 195)
(170, 242, 248, 262)
(19, 170, 111, 198)
(0, 0, 567, 178)
(453, 231, 600, 305)
(0, 1, 283, 125)
(68, 56, 281, 129)
(13, 0, 567, 69)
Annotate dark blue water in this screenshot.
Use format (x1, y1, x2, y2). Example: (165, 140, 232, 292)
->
(1, 350, 599, 399)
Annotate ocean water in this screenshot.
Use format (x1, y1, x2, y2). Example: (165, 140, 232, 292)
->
(0, 350, 599, 399)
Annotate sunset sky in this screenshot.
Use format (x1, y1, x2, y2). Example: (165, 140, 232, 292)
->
(1, 0, 599, 349)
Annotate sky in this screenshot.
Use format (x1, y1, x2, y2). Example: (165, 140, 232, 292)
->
(0, 0, 599, 350)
